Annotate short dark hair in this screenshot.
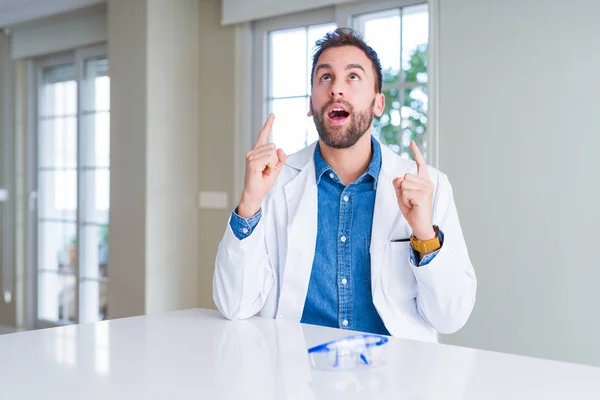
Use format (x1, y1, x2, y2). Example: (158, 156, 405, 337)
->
(310, 28, 383, 93)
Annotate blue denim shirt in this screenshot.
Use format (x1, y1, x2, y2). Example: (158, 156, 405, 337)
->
(229, 138, 441, 335)
(299, 138, 389, 334)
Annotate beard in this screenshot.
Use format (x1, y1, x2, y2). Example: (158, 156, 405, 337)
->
(311, 98, 375, 149)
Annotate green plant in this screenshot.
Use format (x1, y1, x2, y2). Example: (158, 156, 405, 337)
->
(373, 44, 428, 159)
(100, 226, 109, 243)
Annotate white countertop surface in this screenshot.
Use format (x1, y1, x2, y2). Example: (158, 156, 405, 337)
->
(1, 308, 599, 399)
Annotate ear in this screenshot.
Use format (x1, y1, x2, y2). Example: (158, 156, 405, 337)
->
(373, 92, 385, 117)
(307, 96, 313, 117)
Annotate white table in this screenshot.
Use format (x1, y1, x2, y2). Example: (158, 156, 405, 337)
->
(1, 308, 599, 399)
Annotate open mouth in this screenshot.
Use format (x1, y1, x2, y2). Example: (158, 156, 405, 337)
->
(327, 104, 350, 125)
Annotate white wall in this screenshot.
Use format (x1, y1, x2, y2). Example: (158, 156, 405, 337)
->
(0, 0, 104, 27)
(10, 4, 107, 59)
(146, 0, 199, 314)
(438, 0, 600, 366)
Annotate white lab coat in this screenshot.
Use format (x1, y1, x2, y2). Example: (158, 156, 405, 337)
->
(213, 140, 476, 342)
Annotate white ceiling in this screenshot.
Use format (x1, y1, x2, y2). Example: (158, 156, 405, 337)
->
(0, 0, 105, 27)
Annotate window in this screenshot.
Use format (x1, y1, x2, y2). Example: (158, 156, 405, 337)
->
(35, 46, 109, 326)
(254, 1, 430, 160)
(268, 23, 336, 155)
(356, 4, 429, 159)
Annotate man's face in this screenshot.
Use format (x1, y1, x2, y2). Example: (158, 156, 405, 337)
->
(310, 45, 385, 149)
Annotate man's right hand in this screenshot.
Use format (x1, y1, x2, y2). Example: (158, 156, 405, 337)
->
(237, 113, 288, 218)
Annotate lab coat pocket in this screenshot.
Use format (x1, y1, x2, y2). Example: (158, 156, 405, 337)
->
(382, 242, 417, 300)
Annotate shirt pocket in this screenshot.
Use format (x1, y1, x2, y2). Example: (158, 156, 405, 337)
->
(382, 242, 417, 300)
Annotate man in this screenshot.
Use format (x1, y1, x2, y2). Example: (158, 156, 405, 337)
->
(213, 28, 476, 342)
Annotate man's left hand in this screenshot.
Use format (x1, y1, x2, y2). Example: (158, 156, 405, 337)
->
(392, 141, 435, 240)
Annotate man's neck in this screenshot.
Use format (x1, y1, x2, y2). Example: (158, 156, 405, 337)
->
(319, 132, 373, 186)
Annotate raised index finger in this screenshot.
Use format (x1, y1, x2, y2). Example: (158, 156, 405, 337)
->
(255, 113, 275, 149)
(410, 141, 429, 179)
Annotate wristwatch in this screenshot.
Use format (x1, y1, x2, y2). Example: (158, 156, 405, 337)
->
(410, 225, 441, 254)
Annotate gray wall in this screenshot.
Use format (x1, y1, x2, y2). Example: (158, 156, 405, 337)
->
(107, 0, 148, 318)
(438, 0, 600, 366)
(197, 0, 237, 309)
(108, 0, 201, 317)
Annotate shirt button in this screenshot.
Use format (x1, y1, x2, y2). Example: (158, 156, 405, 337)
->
(343, 195, 349, 202)
(340, 236, 346, 243)
(242, 228, 248, 234)
(342, 320, 348, 327)
(329, 173, 335, 179)
(341, 278, 347, 285)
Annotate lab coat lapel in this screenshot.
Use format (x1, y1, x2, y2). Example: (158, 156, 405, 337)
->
(370, 142, 411, 290)
(276, 145, 318, 321)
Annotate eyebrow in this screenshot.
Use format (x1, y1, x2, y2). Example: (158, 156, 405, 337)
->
(345, 63, 366, 73)
(314, 63, 366, 76)
(314, 63, 332, 75)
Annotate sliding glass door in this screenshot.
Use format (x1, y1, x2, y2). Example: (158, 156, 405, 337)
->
(33, 45, 110, 327)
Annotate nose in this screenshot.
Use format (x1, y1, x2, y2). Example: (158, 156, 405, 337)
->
(330, 86, 344, 98)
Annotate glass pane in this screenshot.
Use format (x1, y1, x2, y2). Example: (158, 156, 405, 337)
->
(38, 272, 76, 323)
(81, 112, 110, 168)
(402, 86, 428, 158)
(95, 76, 110, 111)
(402, 4, 429, 83)
(82, 58, 109, 112)
(43, 64, 75, 84)
(270, 27, 308, 98)
(373, 88, 402, 154)
(306, 23, 337, 92)
(39, 170, 77, 221)
(373, 86, 428, 159)
(78, 56, 110, 325)
(38, 221, 77, 272)
(81, 169, 110, 224)
(40, 69, 76, 117)
(39, 116, 77, 169)
(80, 225, 108, 281)
(358, 9, 401, 84)
(270, 97, 308, 155)
(80, 280, 107, 323)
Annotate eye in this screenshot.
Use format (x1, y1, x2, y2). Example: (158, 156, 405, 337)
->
(320, 74, 331, 82)
(348, 74, 359, 81)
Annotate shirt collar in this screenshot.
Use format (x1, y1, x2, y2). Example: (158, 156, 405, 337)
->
(314, 142, 332, 185)
(366, 136, 382, 188)
(314, 135, 382, 189)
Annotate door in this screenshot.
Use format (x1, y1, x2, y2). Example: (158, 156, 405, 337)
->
(32, 45, 110, 328)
